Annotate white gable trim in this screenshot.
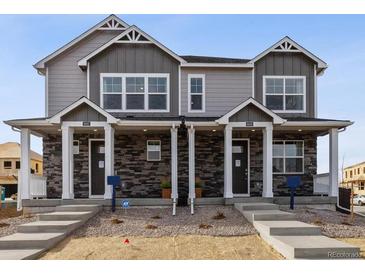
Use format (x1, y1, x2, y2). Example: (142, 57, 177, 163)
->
(249, 36, 327, 69)
(78, 25, 186, 67)
(216, 98, 286, 125)
(48, 97, 119, 124)
(34, 15, 129, 72)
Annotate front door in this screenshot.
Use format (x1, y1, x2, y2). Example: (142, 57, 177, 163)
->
(90, 140, 105, 197)
(232, 140, 249, 195)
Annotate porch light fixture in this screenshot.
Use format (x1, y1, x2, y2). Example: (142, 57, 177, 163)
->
(93, 129, 98, 132)
(298, 129, 302, 132)
(212, 129, 216, 132)
(251, 129, 255, 132)
(143, 129, 148, 132)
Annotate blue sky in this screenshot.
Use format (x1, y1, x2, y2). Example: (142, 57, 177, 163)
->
(0, 14, 364, 173)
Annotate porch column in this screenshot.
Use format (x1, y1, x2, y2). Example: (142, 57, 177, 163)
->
(262, 125, 273, 198)
(329, 128, 339, 197)
(62, 125, 74, 199)
(20, 128, 31, 200)
(171, 126, 178, 215)
(104, 124, 115, 199)
(224, 125, 233, 198)
(188, 126, 195, 200)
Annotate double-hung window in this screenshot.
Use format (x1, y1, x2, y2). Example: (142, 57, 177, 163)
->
(102, 76, 122, 110)
(101, 73, 169, 112)
(273, 140, 304, 174)
(264, 76, 305, 112)
(188, 74, 205, 112)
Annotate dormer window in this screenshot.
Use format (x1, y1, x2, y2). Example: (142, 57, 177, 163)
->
(100, 73, 169, 112)
(263, 76, 306, 113)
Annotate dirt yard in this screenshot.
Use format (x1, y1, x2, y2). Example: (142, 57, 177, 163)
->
(40, 235, 283, 260)
(337, 238, 365, 258)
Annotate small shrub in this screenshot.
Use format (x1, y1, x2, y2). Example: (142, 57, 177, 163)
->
(313, 218, 323, 225)
(151, 215, 161, 219)
(199, 223, 212, 229)
(160, 177, 171, 189)
(0, 223, 10, 228)
(212, 211, 226, 220)
(111, 218, 124, 224)
(145, 224, 158, 229)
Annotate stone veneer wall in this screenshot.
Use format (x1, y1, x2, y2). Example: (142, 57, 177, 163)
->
(43, 131, 316, 199)
(233, 131, 317, 196)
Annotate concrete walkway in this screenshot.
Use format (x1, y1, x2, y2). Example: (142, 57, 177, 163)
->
(0, 204, 101, 260)
(235, 202, 361, 259)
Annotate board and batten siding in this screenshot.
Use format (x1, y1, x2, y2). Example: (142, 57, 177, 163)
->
(89, 43, 180, 117)
(46, 30, 123, 116)
(181, 68, 252, 117)
(254, 52, 315, 118)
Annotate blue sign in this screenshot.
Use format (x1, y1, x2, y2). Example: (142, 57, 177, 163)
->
(287, 176, 301, 189)
(121, 200, 129, 208)
(107, 176, 121, 186)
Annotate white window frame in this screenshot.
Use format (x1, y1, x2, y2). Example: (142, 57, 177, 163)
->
(273, 140, 304, 175)
(188, 74, 205, 113)
(100, 73, 170, 113)
(147, 140, 161, 161)
(263, 75, 306, 113)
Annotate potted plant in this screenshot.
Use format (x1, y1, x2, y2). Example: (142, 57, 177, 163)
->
(195, 177, 203, 198)
(160, 178, 171, 199)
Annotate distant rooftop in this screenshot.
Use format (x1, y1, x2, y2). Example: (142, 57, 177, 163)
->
(0, 142, 42, 161)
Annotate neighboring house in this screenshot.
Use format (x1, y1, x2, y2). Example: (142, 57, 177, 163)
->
(341, 162, 365, 196)
(0, 142, 42, 198)
(5, 15, 352, 207)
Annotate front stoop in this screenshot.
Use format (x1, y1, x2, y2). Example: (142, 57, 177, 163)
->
(0, 204, 101, 260)
(235, 202, 361, 259)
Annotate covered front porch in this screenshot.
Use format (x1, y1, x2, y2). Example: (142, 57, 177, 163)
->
(5, 97, 351, 211)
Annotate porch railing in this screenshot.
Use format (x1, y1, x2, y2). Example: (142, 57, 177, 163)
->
(30, 175, 47, 198)
(313, 173, 329, 195)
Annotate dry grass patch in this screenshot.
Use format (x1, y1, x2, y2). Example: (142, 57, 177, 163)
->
(312, 218, 324, 226)
(145, 224, 158, 230)
(0, 207, 21, 221)
(337, 238, 365, 259)
(41, 235, 283, 260)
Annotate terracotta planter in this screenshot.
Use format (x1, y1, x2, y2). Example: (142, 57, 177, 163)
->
(195, 188, 202, 198)
(162, 188, 171, 199)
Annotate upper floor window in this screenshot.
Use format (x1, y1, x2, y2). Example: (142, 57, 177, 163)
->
(263, 76, 306, 113)
(273, 140, 304, 174)
(188, 74, 205, 112)
(101, 73, 169, 112)
(3, 161, 12, 169)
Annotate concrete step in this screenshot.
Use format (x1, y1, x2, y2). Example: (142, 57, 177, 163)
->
(0, 249, 45, 260)
(55, 204, 101, 213)
(254, 220, 322, 236)
(235, 202, 279, 211)
(239, 209, 296, 223)
(17, 220, 82, 233)
(38, 211, 94, 221)
(268, 235, 361, 259)
(0, 233, 65, 249)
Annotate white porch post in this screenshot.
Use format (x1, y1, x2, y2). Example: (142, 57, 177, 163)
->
(329, 128, 339, 197)
(20, 128, 31, 200)
(104, 124, 114, 199)
(224, 125, 233, 198)
(171, 126, 178, 215)
(188, 126, 195, 213)
(62, 125, 74, 199)
(262, 125, 273, 198)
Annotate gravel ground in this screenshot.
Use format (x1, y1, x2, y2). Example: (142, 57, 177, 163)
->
(0, 214, 37, 237)
(282, 207, 365, 238)
(74, 205, 256, 238)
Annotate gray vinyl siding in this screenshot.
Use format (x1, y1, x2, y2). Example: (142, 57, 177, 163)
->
(254, 52, 315, 118)
(229, 104, 272, 122)
(61, 103, 106, 122)
(47, 30, 122, 116)
(89, 43, 180, 117)
(181, 68, 252, 117)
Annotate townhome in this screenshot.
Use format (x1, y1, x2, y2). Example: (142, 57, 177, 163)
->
(5, 14, 353, 210)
